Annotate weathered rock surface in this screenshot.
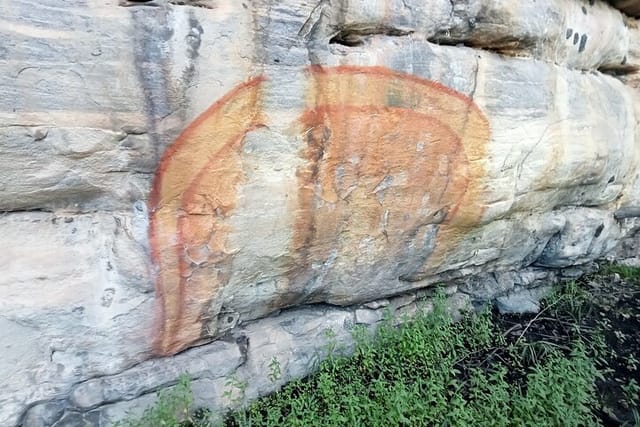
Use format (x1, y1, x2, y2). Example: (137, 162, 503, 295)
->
(608, 0, 640, 17)
(1, 0, 640, 425)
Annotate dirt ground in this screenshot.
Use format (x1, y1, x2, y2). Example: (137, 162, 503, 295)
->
(491, 266, 640, 426)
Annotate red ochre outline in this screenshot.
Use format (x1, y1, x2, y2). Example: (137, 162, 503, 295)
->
(174, 122, 265, 333)
(148, 76, 266, 212)
(149, 76, 266, 355)
(306, 65, 484, 118)
(148, 66, 489, 356)
(302, 65, 488, 228)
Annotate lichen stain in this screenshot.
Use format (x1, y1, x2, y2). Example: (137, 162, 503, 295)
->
(149, 77, 265, 356)
(293, 66, 490, 286)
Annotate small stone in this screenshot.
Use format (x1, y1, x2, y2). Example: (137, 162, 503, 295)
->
(388, 293, 416, 311)
(446, 293, 472, 320)
(458, 273, 501, 299)
(363, 299, 389, 309)
(495, 286, 553, 314)
(355, 308, 383, 325)
(392, 303, 419, 326)
(560, 267, 584, 278)
(217, 309, 240, 333)
(496, 293, 540, 314)
(441, 285, 458, 296)
(121, 125, 147, 135)
(33, 128, 48, 141)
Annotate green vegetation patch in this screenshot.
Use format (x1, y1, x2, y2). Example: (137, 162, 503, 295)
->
(223, 298, 600, 427)
(121, 263, 640, 427)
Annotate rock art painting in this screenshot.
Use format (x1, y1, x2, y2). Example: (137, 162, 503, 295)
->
(149, 66, 490, 356)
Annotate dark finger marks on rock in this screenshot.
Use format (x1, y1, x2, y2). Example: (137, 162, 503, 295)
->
(578, 34, 588, 53)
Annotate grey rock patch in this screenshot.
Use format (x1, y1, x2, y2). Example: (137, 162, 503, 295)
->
(495, 286, 555, 314)
(363, 299, 390, 309)
(70, 340, 242, 410)
(355, 308, 384, 325)
(21, 400, 66, 427)
(388, 293, 417, 310)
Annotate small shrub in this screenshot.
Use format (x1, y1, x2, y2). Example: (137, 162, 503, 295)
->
(228, 297, 601, 427)
(602, 263, 640, 283)
(116, 374, 193, 427)
(120, 263, 640, 426)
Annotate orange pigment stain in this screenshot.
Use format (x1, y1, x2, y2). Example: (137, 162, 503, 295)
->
(149, 77, 266, 355)
(149, 66, 490, 355)
(293, 66, 490, 284)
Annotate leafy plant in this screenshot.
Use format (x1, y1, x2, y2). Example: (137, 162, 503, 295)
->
(267, 357, 281, 383)
(228, 296, 601, 427)
(115, 374, 193, 427)
(118, 263, 640, 427)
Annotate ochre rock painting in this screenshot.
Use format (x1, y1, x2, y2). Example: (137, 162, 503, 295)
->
(293, 66, 489, 289)
(149, 66, 490, 356)
(149, 77, 267, 355)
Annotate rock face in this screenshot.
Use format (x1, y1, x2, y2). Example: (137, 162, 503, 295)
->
(1, 0, 640, 425)
(608, 0, 640, 17)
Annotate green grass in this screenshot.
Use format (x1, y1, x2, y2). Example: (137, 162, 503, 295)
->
(120, 275, 637, 427)
(116, 263, 640, 426)
(115, 375, 193, 427)
(602, 263, 640, 284)
(226, 297, 599, 427)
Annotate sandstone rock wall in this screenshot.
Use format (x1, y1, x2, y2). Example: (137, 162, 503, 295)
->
(1, 0, 640, 425)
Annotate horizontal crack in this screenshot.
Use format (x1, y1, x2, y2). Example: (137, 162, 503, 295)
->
(119, 0, 214, 8)
(329, 25, 414, 47)
(168, 0, 214, 8)
(118, 0, 214, 8)
(598, 63, 640, 76)
(428, 34, 537, 58)
(118, 0, 159, 6)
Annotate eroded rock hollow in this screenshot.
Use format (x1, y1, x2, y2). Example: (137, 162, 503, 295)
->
(2, 0, 640, 425)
